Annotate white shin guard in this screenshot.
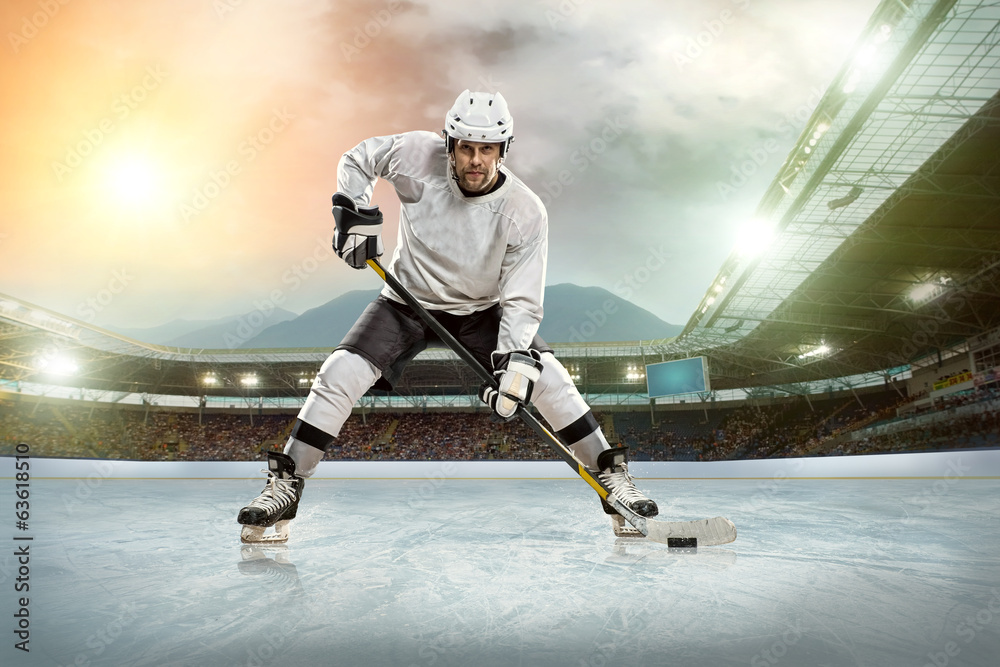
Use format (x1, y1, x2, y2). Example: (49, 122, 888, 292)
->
(284, 349, 381, 478)
(568, 431, 611, 472)
(530, 352, 610, 470)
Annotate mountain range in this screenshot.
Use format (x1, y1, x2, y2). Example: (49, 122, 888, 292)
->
(107, 284, 681, 349)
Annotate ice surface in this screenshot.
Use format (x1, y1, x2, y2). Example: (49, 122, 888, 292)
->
(2, 467, 999, 666)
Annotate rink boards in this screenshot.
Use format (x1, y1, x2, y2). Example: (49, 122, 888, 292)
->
(4, 448, 999, 478)
(2, 449, 999, 666)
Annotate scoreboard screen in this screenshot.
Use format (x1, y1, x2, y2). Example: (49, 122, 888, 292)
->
(646, 356, 710, 398)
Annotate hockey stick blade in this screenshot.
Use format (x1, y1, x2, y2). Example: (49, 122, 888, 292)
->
(647, 515, 737, 547)
(604, 495, 736, 546)
(611, 514, 737, 547)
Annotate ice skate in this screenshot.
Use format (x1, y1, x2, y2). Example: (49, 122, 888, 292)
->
(594, 446, 659, 537)
(238, 451, 305, 544)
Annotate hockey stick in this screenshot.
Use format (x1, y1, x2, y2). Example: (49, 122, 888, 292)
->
(366, 258, 736, 547)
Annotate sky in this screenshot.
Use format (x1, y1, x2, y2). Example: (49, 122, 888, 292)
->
(0, 0, 882, 330)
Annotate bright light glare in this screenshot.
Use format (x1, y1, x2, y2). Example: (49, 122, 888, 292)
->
(105, 155, 160, 206)
(734, 219, 775, 258)
(910, 283, 939, 302)
(798, 344, 831, 360)
(242, 376, 258, 386)
(854, 45, 877, 67)
(36, 354, 79, 375)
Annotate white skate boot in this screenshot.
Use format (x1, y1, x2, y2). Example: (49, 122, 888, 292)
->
(237, 452, 305, 544)
(595, 446, 659, 537)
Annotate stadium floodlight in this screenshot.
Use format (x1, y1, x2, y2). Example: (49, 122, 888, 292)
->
(842, 69, 863, 94)
(910, 277, 950, 305)
(734, 218, 775, 258)
(874, 23, 893, 44)
(798, 344, 831, 360)
(910, 284, 937, 301)
(36, 354, 78, 375)
(202, 374, 218, 385)
(854, 44, 877, 68)
(241, 375, 258, 387)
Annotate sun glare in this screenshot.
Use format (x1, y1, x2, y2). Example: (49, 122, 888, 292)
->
(734, 218, 776, 258)
(104, 154, 161, 207)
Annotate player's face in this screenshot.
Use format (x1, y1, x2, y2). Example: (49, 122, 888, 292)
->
(452, 140, 502, 194)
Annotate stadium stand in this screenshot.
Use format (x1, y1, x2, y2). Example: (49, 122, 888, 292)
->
(3, 383, 994, 463)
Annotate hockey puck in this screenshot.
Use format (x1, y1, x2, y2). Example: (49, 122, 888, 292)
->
(667, 537, 697, 548)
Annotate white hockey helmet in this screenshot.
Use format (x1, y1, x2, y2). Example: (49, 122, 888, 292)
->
(443, 89, 514, 157)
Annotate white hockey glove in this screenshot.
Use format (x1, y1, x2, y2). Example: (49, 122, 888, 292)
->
(332, 192, 383, 270)
(479, 350, 543, 421)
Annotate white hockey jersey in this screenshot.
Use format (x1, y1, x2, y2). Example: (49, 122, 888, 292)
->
(337, 130, 548, 353)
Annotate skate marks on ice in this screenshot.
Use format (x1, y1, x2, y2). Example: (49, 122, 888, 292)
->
(5, 476, 1000, 667)
(719, 478, 1000, 667)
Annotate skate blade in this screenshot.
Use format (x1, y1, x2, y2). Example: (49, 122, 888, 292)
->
(611, 514, 645, 538)
(240, 520, 290, 544)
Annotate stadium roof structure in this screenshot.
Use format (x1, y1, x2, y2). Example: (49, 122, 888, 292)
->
(651, 0, 1000, 389)
(1, 0, 998, 401)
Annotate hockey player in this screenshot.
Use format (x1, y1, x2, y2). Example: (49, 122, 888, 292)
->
(237, 90, 659, 543)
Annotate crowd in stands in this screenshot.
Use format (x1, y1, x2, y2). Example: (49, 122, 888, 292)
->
(0, 402, 293, 461)
(907, 384, 998, 416)
(0, 402, 559, 462)
(825, 384, 1000, 456)
(828, 409, 1000, 456)
(0, 402, 122, 458)
(1, 383, 996, 462)
(327, 412, 557, 461)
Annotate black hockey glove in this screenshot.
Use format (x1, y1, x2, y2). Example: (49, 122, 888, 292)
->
(479, 350, 543, 421)
(332, 192, 383, 269)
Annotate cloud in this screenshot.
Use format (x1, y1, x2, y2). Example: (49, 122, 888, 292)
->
(0, 0, 881, 328)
